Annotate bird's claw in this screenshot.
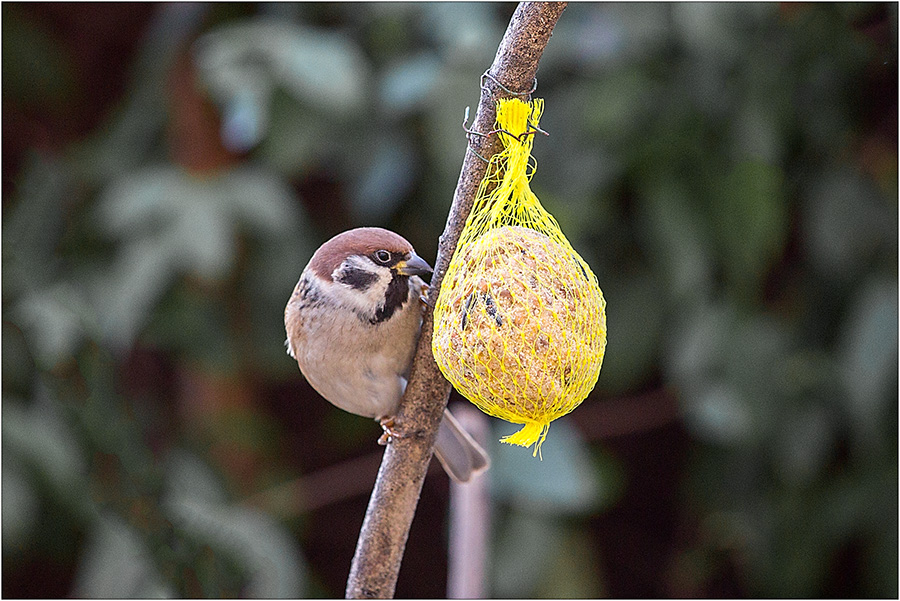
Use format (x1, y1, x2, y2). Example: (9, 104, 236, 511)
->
(419, 283, 434, 309)
(378, 416, 405, 445)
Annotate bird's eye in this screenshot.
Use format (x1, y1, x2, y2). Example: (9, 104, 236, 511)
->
(374, 250, 392, 264)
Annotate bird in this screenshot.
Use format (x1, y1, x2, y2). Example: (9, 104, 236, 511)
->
(285, 227, 489, 483)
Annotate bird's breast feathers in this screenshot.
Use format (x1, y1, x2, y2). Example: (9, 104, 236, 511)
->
(286, 271, 424, 418)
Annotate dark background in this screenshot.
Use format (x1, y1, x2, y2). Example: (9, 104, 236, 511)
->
(3, 3, 897, 598)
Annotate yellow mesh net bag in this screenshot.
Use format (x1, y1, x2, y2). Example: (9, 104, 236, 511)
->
(432, 97, 607, 456)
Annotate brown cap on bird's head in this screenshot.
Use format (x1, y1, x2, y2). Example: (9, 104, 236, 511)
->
(309, 227, 432, 281)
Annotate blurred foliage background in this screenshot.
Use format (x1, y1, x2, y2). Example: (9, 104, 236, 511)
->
(2, 2, 897, 598)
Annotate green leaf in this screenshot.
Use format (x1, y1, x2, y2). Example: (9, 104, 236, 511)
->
(222, 167, 300, 236)
(801, 168, 886, 282)
(712, 161, 788, 298)
(2, 154, 70, 297)
(164, 451, 306, 598)
(93, 165, 299, 348)
(221, 87, 270, 152)
(379, 53, 441, 114)
(195, 19, 368, 121)
(673, 4, 777, 64)
(72, 513, 174, 598)
(88, 235, 178, 350)
(544, 3, 669, 70)
(670, 305, 792, 446)
(423, 3, 500, 60)
(13, 281, 96, 368)
(837, 277, 898, 444)
(1, 393, 94, 521)
(682, 382, 754, 445)
(275, 25, 368, 113)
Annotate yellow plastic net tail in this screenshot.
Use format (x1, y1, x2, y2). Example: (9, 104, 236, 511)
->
(433, 98, 607, 457)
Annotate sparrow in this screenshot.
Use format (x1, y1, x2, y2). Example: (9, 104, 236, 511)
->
(285, 227, 489, 483)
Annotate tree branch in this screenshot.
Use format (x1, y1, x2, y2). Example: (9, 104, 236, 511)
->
(345, 3, 567, 598)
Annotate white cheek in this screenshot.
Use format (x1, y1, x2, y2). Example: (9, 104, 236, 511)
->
(327, 257, 392, 316)
(329, 281, 386, 313)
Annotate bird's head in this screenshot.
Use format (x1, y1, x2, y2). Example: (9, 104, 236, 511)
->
(306, 227, 433, 323)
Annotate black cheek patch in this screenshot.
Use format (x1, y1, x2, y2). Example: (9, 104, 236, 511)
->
(371, 273, 410, 324)
(336, 266, 378, 291)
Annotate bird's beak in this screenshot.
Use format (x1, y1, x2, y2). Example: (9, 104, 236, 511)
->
(396, 253, 433, 278)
